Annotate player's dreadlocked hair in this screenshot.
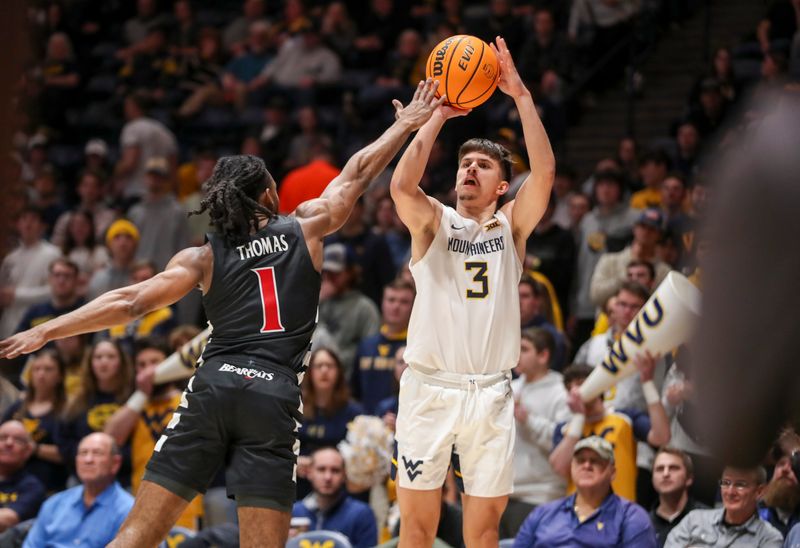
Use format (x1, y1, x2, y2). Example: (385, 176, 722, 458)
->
(190, 155, 275, 246)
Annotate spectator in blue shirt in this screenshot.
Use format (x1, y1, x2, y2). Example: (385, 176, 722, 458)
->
(292, 447, 377, 548)
(515, 436, 657, 547)
(23, 432, 134, 547)
(0, 420, 46, 533)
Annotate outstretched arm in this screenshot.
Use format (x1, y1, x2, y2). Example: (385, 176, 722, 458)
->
(0, 246, 210, 359)
(296, 79, 445, 247)
(494, 36, 556, 260)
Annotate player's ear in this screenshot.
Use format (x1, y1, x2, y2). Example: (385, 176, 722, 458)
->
(496, 180, 510, 196)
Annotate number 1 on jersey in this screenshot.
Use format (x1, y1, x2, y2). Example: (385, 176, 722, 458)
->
(252, 267, 286, 333)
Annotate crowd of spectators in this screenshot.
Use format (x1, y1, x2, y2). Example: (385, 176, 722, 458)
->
(1, 0, 800, 546)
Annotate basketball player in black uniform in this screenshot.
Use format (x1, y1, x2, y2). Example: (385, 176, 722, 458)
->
(0, 79, 445, 547)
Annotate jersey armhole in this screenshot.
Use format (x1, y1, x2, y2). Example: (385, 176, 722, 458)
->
(409, 203, 447, 270)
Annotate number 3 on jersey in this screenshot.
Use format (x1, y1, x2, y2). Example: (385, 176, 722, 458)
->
(252, 267, 286, 333)
(465, 261, 489, 299)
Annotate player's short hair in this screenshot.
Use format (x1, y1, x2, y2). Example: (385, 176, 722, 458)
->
(655, 446, 695, 477)
(458, 138, 513, 182)
(521, 327, 555, 366)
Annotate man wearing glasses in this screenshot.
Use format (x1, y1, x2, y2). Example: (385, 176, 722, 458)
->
(665, 465, 783, 547)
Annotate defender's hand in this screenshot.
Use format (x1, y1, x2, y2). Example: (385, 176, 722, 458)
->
(0, 327, 48, 360)
(392, 79, 447, 130)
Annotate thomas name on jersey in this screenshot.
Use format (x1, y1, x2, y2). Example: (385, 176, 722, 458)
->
(235, 234, 289, 260)
(446, 235, 506, 256)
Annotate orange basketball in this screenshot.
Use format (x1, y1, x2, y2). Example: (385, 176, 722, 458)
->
(425, 35, 499, 110)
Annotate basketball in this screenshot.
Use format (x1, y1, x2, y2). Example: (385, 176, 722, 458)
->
(425, 35, 499, 110)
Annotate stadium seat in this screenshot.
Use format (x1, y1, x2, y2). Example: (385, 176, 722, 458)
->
(286, 530, 354, 548)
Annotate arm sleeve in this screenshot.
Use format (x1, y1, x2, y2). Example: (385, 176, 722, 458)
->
(513, 506, 544, 547)
(11, 476, 46, 520)
(619, 408, 652, 443)
(620, 505, 658, 547)
(21, 497, 54, 548)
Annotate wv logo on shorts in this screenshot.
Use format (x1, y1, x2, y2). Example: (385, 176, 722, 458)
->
(218, 363, 275, 381)
(402, 456, 424, 482)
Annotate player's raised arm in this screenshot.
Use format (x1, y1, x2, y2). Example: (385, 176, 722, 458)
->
(493, 36, 556, 257)
(296, 79, 444, 244)
(389, 104, 468, 237)
(0, 246, 209, 359)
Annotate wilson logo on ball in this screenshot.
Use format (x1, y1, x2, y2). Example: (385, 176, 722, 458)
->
(425, 35, 498, 110)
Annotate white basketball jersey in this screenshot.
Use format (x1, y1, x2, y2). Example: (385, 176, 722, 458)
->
(405, 206, 523, 375)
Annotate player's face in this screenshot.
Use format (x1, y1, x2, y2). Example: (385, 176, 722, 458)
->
(571, 449, 614, 491)
(91, 341, 122, 384)
(30, 354, 62, 393)
(310, 449, 346, 496)
(455, 152, 507, 204)
(652, 452, 691, 496)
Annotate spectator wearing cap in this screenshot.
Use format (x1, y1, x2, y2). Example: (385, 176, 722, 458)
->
(22, 433, 134, 548)
(665, 465, 782, 547)
(317, 244, 380, 378)
(86, 219, 139, 300)
(0, 207, 62, 338)
(515, 436, 657, 547)
(51, 170, 115, 249)
(757, 447, 800, 537)
(570, 169, 639, 348)
(84, 138, 110, 179)
(590, 208, 672, 309)
(631, 150, 671, 210)
(549, 357, 671, 504)
(114, 92, 178, 202)
(21, 133, 53, 185)
(128, 157, 191, 271)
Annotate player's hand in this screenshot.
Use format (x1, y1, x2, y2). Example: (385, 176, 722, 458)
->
(490, 36, 528, 99)
(0, 326, 48, 360)
(392, 78, 447, 130)
(634, 350, 659, 382)
(434, 103, 471, 121)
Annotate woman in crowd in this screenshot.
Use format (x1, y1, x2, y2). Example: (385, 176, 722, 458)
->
(3, 349, 68, 491)
(56, 339, 134, 484)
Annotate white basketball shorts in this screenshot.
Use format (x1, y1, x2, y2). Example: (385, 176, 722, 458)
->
(393, 365, 515, 497)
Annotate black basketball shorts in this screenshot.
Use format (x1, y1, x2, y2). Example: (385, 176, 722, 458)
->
(144, 355, 302, 512)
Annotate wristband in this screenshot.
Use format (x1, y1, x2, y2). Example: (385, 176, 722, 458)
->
(643, 380, 660, 406)
(126, 390, 148, 413)
(566, 414, 585, 438)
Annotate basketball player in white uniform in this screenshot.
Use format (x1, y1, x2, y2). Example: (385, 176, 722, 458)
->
(389, 37, 555, 547)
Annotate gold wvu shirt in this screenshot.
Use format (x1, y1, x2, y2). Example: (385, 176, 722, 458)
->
(562, 412, 637, 501)
(132, 393, 203, 530)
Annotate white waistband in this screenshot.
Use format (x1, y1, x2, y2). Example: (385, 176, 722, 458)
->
(408, 363, 510, 389)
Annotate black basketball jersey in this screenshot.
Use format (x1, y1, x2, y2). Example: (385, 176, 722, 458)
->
(201, 215, 321, 373)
